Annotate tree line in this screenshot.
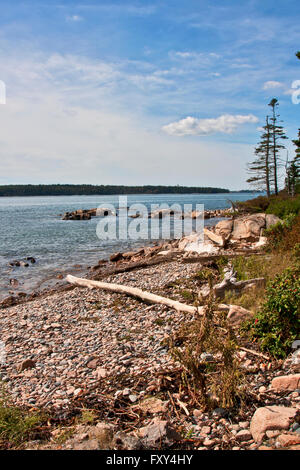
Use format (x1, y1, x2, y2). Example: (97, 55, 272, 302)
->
(246, 52, 300, 196)
(0, 184, 230, 197)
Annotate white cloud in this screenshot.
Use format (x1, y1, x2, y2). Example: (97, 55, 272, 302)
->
(263, 80, 284, 90)
(162, 114, 259, 136)
(66, 15, 83, 22)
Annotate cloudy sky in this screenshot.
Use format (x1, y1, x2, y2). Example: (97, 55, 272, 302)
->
(0, 0, 299, 190)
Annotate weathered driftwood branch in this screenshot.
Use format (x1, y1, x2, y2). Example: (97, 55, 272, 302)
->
(66, 274, 230, 315)
(200, 264, 265, 300)
(214, 277, 266, 299)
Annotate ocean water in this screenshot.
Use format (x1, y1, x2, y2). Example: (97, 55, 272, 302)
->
(0, 193, 259, 299)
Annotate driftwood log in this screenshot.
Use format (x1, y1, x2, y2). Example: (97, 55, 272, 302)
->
(66, 274, 230, 315)
(66, 275, 269, 360)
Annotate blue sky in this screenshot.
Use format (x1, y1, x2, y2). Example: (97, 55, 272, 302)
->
(0, 0, 299, 189)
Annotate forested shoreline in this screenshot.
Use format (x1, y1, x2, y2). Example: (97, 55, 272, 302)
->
(0, 184, 231, 197)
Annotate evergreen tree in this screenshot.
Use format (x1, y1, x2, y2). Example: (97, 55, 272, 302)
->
(286, 129, 300, 196)
(247, 116, 273, 196)
(268, 98, 288, 195)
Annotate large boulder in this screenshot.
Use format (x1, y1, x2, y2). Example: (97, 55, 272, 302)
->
(231, 214, 266, 241)
(179, 232, 219, 254)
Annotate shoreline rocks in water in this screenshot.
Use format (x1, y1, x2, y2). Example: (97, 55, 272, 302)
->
(61, 207, 233, 221)
(62, 208, 115, 220)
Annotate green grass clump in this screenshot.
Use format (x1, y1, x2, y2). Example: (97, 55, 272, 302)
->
(0, 389, 43, 448)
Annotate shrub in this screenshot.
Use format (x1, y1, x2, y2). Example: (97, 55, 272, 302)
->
(236, 195, 270, 214)
(266, 196, 300, 218)
(265, 214, 300, 252)
(0, 388, 43, 448)
(243, 267, 300, 358)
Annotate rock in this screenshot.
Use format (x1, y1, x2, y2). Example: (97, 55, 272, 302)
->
(96, 367, 107, 379)
(20, 261, 29, 267)
(250, 406, 298, 442)
(266, 430, 281, 438)
(19, 359, 36, 371)
(0, 295, 16, 307)
(8, 260, 20, 267)
(203, 228, 225, 247)
(87, 359, 98, 369)
(265, 214, 281, 229)
(113, 431, 143, 450)
(235, 429, 252, 442)
(150, 209, 179, 219)
(179, 232, 219, 254)
(129, 394, 138, 403)
(193, 409, 202, 418)
(231, 214, 266, 242)
(253, 236, 267, 249)
(203, 438, 216, 447)
(140, 418, 181, 447)
(93, 422, 115, 448)
(96, 208, 115, 217)
(200, 426, 211, 435)
(215, 219, 233, 238)
(271, 374, 300, 391)
(200, 353, 214, 362)
(110, 252, 123, 262)
(137, 397, 169, 414)
(72, 438, 100, 450)
(276, 433, 300, 447)
(9, 279, 19, 288)
(67, 423, 115, 450)
(284, 350, 300, 372)
(227, 305, 253, 327)
(238, 421, 250, 429)
(212, 408, 228, 418)
(25, 257, 36, 263)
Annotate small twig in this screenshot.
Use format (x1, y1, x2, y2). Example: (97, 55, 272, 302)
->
(240, 347, 270, 361)
(167, 391, 180, 420)
(176, 398, 190, 416)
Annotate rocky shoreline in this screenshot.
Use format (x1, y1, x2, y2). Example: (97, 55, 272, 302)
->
(1, 212, 299, 450)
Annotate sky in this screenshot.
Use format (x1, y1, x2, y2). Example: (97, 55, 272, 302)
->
(0, 0, 299, 190)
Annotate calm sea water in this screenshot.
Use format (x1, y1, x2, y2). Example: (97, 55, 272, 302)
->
(0, 193, 259, 299)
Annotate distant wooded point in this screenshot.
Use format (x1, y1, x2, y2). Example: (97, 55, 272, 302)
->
(0, 184, 230, 197)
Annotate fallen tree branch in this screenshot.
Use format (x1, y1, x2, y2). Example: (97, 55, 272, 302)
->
(214, 277, 266, 299)
(239, 347, 270, 361)
(66, 274, 230, 316)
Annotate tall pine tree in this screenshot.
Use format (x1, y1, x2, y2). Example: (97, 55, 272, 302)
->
(268, 98, 288, 195)
(247, 116, 273, 196)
